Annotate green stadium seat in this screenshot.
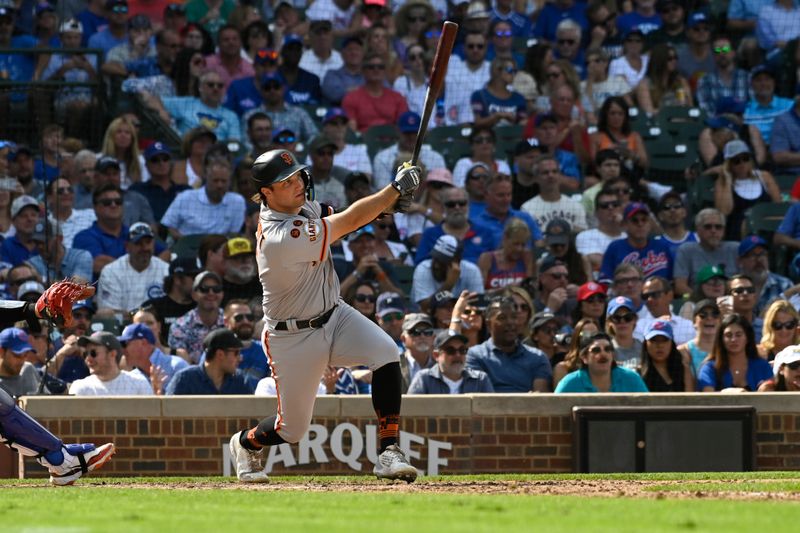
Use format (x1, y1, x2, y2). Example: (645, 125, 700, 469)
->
(363, 124, 400, 161)
(171, 234, 207, 260)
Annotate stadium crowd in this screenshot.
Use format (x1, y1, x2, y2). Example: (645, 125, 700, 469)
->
(2, 0, 800, 399)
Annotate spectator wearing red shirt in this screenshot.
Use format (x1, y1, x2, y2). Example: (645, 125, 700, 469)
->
(342, 52, 408, 132)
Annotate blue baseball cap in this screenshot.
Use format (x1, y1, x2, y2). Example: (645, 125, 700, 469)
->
(623, 26, 644, 40)
(687, 11, 709, 28)
(349, 225, 375, 241)
(606, 296, 635, 316)
(645, 319, 674, 341)
(261, 71, 285, 86)
(323, 107, 348, 124)
(72, 300, 94, 313)
(397, 111, 421, 133)
(750, 64, 776, 80)
(128, 222, 155, 243)
(623, 202, 650, 220)
(715, 97, 746, 115)
(118, 323, 156, 345)
(705, 116, 738, 132)
(738, 234, 767, 257)
(282, 34, 303, 47)
(144, 141, 170, 161)
(0, 327, 34, 354)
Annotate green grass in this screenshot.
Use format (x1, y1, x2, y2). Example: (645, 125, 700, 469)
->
(2, 474, 800, 533)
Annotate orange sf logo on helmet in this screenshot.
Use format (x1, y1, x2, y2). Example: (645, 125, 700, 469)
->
(281, 152, 293, 165)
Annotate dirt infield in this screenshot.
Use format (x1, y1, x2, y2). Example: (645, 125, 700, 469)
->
(9, 478, 799, 500)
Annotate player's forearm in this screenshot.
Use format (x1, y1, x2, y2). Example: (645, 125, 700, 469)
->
(328, 186, 399, 243)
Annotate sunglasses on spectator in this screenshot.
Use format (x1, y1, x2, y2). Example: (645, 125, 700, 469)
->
(698, 310, 721, 319)
(614, 276, 641, 286)
(441, 345, 468, 355)
(407, 53, 424, 61)
(444, 200, 468, 208)
(661, 203, 683, 211)
(111, 5, 128, 13)
(610, 313, 636, 324)
(547, 71, 563, 79)
(467, 173, 488, 181)
(557, 39, 576, 45)
(472, 136, 493, 144)
(702, 223, 724, 231)
(382, 312, 404, 322)
(84, 349, 103, 358)
(466, 43, 485, 50)
(730, 154, 750, 165)
(495, 30, 513, 38)
(584, 295, 605, 304)
(425, 31, 441, 39)
(407, 15, 427, 22)
(149, 155, 170, 164)
(374, 223, 393, 230)
(538, 326, 559, 335)
(276, 135, 296, 144)
(263, 82, 282, 91)
(642, 290, 664, 300)
(364, 63, 386, 71)
(354, 294, 377, 303)
(588, 344, 614, 354)
(546, 272, 568, 280)
(196, 285, 223, 294)
(714, 45, 732, 54)
(731, 286, 756, 295)
(772, 320, 798, 331)
(204, 81, 224, 89)
(233, 313, 255, 323)
(408, 328, 434, 337)
(597, 201, 620, 210)
(97, 198, 123, 207)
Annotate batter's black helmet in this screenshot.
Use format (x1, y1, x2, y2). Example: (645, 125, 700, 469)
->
(251, 149, 314, 199)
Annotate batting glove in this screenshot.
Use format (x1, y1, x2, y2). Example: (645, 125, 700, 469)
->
(391, 164, 421, 196)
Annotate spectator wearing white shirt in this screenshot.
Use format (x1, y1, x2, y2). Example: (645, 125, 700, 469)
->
(46, 178, 95, 249)
(69, 332, 152, 396)
(372, 111, 446, 190)
(28, 219, 93, 283)
(305, 0, 358, 36)
(299, 20, 344, 83)
(96, 222, 169, 314)
(444, 30, 491, 125)
(520, 155, 588, 232)
(161, 143, 245, 238)
(635, 276, 696, 344)
(576, 188, 626, 273)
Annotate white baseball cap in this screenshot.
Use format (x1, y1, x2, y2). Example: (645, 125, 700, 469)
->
(772, 345, 800, 377)
(59, 18, 83, 34)
(10, 195, 39, 219)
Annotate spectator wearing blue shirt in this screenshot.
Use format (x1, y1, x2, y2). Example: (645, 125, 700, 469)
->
(166, 328, 253, 395)
(554, 332, 650, 392)
(86, 0, 129, 59)
(223, 48, 279, 117)
(553, 19, 587, 79)
(697, 313, 773, 391)
(617, 0, 663, 36)
(770, 99, 800, 175)
(472, 173, 544, 250)
(0, 195, 40, 267)
(146, 70, 242, 141)
(533, 0, 589, 43)
(0, 6, 39, 104)
(653, 191, 697, 260)
(600, 202, 673, 282)
(775, 200, 800, 271)
(278, 34, 323, 105)
(130, 141, 190, 222)
(756, 0, 800, 52)
(744, 64, 794, 144)
(224, 299, 269, 390)
(466, 296, 552, 392)
(72, 184, 129, 277)
(118, 322, 188, 394)
(102, 27, 180, 79)
(415, 186, 497, 265)
(33, 124, 63, 185)
(728, 0, 772, 35)
(28, 220, 93, 283)
(75, 0, 109, 46)
(471, 57, 528, 128)
(486, 19, 526, 66)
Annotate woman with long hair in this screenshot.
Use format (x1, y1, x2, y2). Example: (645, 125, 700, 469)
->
(172, 48, 206, 97)
(393, 0, 435, 62)
(370, 214, 413, 266)
(533, 59, 582, 115)
(393, 166, 452, 246)
(541, 218, 591, 285)
(451, 126, 511, 187)
(555, 332, 649, 392)
(471, 58, 527, 128)
(552, 318, 600, 387)
(605, 296, 642, 370)
(364, 23, 403, 82)
(608, 27, 649, 89)
(758, 347, 800, 391)
(477, 217, 534, 291)
(581, 47, 632, 124)
(99, 116, 144, 188)
(171, 126, 217, 187)
(180, 23, 215, 55)
(636, 43, 693, 115)
(240, 20, 272, 63)
(571, 282, 607, 328)
(640, 320, 695, 392)
(513, 42, 552, 112)
(712, 140, 780, 241)
(697, 313, 773, 391)
(392, 43, 430, 120)
(758, 300, 800, 361)
(590, 95, 649, 172)
(678, 299, 722, 376)
(344, 280, 379, 322)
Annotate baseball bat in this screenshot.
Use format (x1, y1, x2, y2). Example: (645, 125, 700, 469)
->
(410, 20, 458, 166)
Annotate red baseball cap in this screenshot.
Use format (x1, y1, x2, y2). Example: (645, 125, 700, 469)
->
(577, 282, 606, 302)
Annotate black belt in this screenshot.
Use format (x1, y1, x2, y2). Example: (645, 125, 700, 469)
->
(275, 305, 337, 331)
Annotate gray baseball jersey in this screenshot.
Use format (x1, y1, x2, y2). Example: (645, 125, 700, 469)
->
(256, 199, 399, 443)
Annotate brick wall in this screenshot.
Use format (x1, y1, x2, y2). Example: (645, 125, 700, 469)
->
(7, 394, 800, 478)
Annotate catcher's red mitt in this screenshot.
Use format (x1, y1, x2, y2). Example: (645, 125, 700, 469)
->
(35, 278, 96, 327)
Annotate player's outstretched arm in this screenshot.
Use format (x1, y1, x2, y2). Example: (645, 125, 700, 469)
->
(326, 166, 421, 243)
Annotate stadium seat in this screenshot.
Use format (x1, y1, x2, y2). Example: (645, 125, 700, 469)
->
(171, 234, 207, 260)
(393, 264, 415, 297)
(645, 137, 698, 192)
(745, 201, 792, 276)
(426, 125, 472, 170)
(363, 124, 399, 161)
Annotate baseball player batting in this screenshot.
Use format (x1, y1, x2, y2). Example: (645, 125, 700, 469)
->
(228, 149, 422, 483)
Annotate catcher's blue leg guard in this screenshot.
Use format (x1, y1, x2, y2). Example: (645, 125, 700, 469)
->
(0, 387, 65, 463)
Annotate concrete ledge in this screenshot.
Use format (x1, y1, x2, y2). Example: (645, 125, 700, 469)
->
(19, 396, 163, 418)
